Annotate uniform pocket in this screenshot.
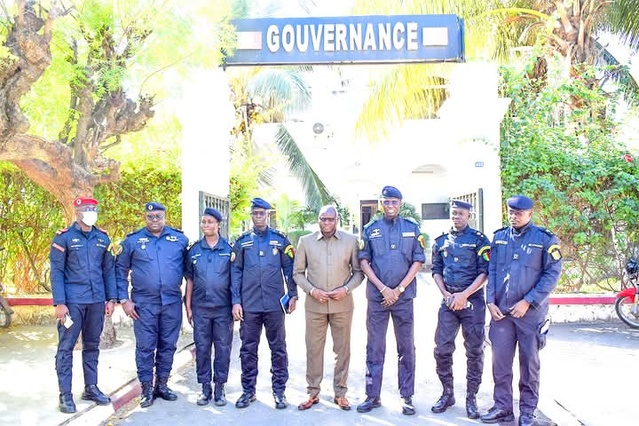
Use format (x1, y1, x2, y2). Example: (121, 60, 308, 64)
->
(537, 318, 550, 350)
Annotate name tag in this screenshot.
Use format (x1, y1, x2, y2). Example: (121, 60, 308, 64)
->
(402, 232, 415, 237)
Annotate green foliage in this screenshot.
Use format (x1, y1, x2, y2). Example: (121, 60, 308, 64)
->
(287, 229, 312, 248)
(500, 64, 639, 291)
(370, 202, 423, 227)
(0, 161, 182, 295)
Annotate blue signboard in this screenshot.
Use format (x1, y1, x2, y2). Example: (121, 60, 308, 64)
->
(225, 15, 464, 66)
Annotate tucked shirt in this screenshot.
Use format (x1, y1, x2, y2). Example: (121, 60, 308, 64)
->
(293, 230, 364, 314)
(186, 237, 232, 308)
(358, 216, 426, 302)
(431, 225, 491, 296)
(116, 226, 189, 305)
(230, 226, 296, 313)
(49, 222, 117, 305)
(487, 222, 562, 316)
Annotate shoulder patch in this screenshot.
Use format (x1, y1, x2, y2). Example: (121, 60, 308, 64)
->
(358, 239, 365, 250)
(52, 242, 65, 252)
(417, 234, 426, 249)
(230, 251, 236, 262)
(284, 244, 295, 258)
(547, 244, 562, 261)
(478, 245, 490, 261)
(107, 242, 123, 256)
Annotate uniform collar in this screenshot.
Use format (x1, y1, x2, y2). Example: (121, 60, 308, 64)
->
(449, 225, 469, 236)
(253, 226, 269, 237)
(511, 221, 533, 236)
(317, 230, 339, 241)
(200, 237, 221, 250)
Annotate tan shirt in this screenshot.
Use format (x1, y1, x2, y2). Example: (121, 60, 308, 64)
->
(293, 230, 363, 313)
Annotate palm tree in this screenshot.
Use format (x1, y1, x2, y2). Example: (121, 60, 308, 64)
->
(351, 0, 639, 136)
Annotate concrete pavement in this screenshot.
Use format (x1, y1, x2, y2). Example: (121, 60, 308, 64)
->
(0, 273, 637, 426)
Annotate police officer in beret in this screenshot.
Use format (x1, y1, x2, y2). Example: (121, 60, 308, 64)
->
(480, 195, 562, 426)
(431, 200, 491, 419)
(184, 208, 233, 407)
(115, 202, 189, 408)
(356, 186, 425, 416)
(231, 197, 298, 410)
(49, 196, 117, 413)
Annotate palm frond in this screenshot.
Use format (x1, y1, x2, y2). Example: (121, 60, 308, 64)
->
(274, 124, 332, 209)
(247, 68, 311, 116)
(603, 0, 639, 50)
(595, 40, 639, 107)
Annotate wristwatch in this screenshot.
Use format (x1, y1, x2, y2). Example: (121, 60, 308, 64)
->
(119, 299, 129, 304)
(109, 299, 117, 303)
(344, 285, 350, 295)
(398, 285, 405, 293)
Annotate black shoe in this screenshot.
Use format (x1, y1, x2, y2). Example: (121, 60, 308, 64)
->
(402, 396, 416, 415)
(274, 393, 288, 409)
(197, 382, 212, 406)
(214, 383, 226, 406)
(81, 384, 111, 405)
(58, 393, 77, 414)
(235, 391, 256, 409)
(431, 389, 455, 414)
(140, 382, 154, 408)
(466, 394, 479, 419)
(480, 406, 515, 424)
(356, 396, 381, 413)
(519, 413, 536, 426)
(153, 376, 178, 401)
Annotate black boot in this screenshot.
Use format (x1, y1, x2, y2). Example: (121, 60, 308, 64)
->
(466, 393, 479, 419)
(154, 376, 178, 401)
(58, 392, 77, 414)
(81, 384, 111, 405)
(213, 382, 226, 406)
(140, 382, 154, 408)
(431, 386, 455, 414)
(197, 382, 212, 406)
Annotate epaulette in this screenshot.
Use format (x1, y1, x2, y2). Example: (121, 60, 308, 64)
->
(126, 227, 145, 237)
(96, 227, 109, 235)
(271, 228, 287, 238)
(494, 226, 508, 234)
(539, 227, 555, 237)
(55, 227, 70, 236)
(167, 226, 184, 234)
(187, 240, 197, 250)
(475, 230, 487, 238)
(363, 218, 378, 230)
(403, 216, 419, 226)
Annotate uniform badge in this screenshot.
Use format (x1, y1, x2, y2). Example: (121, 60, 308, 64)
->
(548, 244, 562, 261)
(230, 252, 236, 262)
(259, 250, 264, 257)
(417, 234, 426, 249)
(52, 242, 65, 253)
(141, 245, 146, 250)
(478, 246, 490, 262)
(273, 247, 279, 256)
(358, 239, 364, 250)
(284, 244, 295, 259)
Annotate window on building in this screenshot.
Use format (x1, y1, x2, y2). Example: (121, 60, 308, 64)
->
(421, 203, 449, 220)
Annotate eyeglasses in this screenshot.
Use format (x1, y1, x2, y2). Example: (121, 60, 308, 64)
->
(251, 211, 267, 217)
(77, 206, 98, 212)
(382, 200, 400, 206)
(319, 217, 336, 223)
(145, 214, 165, 221)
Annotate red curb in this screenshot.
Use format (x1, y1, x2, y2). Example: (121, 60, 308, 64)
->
(111, 381, 141, 411)
(6, 297, 53, 306)
(549, 295, 616, 305)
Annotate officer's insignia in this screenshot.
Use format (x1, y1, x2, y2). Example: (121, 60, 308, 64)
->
(52, 242, 65, 253)
(230, 252, 236, 262)
(273, 247, 279, 256)
(166, 235, 178, 242)
(548, 244, 562, 261)
(370, 228, 382, 238)
(284, 244, 295, 259)
(358, 239, 364, 250)
(55, 228, 68, 236)
(72, 238, 80, 243)
(107, 242, 123, 256)
(417, 234, 426, 249)
(478, 246, 490, 262)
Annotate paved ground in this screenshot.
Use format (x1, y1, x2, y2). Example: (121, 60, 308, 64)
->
(0, 273, 637, 426)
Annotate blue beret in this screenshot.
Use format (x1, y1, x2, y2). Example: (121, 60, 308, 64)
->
(451, 200, 473, 210)
(203, 207, 223, 222)
(145, 202, 166, 212)
(507, 195, 534, 210)
(251, 197, 272, 210)
(381, 186, 403, 199)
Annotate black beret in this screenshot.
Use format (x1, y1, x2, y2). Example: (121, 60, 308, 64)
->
(251, 197, 272, 210)
(145, 202, 166, 212)
(507, 195, 534, 210)
(203, 208, 223, 222)
(381, 186, 403, 199)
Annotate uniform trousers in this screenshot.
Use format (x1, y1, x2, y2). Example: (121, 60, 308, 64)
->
(304, 309, 353, 398)
(365, 298, 415, 399)
(239, 310, 288, 395)
(489, 314, 544, 416)
(192, 305, 233, 384)
(55, 302, 105, 393)
(433, 295, 485, 392)
(133, 301, 182, 383)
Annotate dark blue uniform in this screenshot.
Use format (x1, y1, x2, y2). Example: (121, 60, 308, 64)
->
(186, 237, 233, 386)
(115, 226, 188, 383)
(487, 222, 562, 417)
(50, 223, 117, 393)
(230, 226, 296, 396)
(358, 216, 425, 399)
(431, 226, 490, 394)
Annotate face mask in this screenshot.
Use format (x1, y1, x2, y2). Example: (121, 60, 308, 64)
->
(81, 211, 98, 227)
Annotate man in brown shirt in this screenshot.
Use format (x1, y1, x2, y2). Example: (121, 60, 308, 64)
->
(293, 205, 363, 411)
